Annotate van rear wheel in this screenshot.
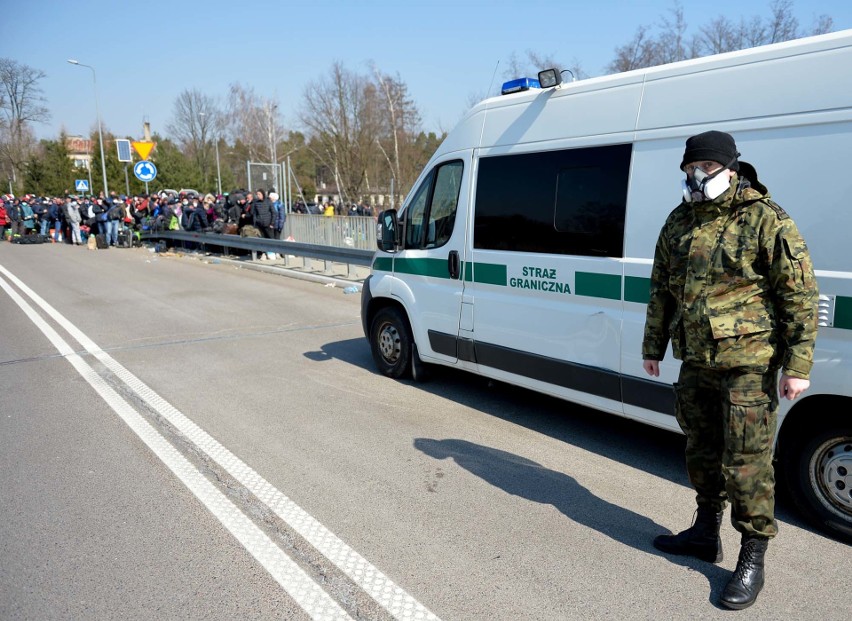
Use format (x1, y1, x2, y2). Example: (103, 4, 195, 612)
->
(370, 307, 413, 379)
(783, 424, 852, 543)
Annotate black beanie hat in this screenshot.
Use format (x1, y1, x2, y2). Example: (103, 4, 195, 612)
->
(680, 130, 740, 171)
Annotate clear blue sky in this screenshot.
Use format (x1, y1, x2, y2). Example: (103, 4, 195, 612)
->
(4, 0, 851, 141)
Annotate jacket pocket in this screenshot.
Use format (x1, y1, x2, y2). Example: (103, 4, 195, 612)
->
(708, 314, 774, 369)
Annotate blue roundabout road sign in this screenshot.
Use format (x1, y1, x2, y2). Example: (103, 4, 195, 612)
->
(133, 160, 158, 182)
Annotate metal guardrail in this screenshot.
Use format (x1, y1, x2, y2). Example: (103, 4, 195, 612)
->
(141, 230, 375, 266)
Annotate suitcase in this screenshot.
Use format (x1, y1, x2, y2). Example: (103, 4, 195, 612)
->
(95, 234, 109, 249)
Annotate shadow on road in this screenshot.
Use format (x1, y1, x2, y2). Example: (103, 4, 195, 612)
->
(415, 437, 664, 549)
(414, 437, 734, 602)
(313, 337, 813, 538)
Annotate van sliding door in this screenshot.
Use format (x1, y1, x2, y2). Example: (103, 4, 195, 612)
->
(467, 144, 631, 415)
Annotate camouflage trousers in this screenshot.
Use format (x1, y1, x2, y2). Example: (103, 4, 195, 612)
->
(673, 363, 779, 538)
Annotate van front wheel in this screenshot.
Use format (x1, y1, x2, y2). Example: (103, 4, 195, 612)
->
(370, 307, 413, 379)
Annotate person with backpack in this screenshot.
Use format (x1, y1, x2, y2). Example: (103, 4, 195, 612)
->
(181, 197, 208, 232)
(270, 191, 285, 239)
(65, 198, 83, 245)
(105, 199, 124, 246)
(162, 198, 179, 231)
(48, 198, 63, 242)
(33, 199, 49, 236)
(93, 197, 110, 237)
(7, 198, 24, 238)
(20, 200, 36, 235)
(251, 189, 275, 239)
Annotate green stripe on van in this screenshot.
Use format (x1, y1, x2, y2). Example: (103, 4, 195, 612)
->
(625, 276, 651, 304)
(835, 296, 852, 330)
(394, 257, 451, 277)
(373, 256, 393, 272)
(575, 272, 621, 300)
(372, 258, 852, 331)
(473, 262, 507, 286)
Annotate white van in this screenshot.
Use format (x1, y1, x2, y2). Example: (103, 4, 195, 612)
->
(361, 31, 852, 542)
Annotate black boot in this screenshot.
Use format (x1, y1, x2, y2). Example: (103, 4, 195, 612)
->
(653, 507, 724, 563)
(720, 535, 768, 610)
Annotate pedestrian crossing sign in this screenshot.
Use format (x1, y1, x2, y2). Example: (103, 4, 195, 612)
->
(75, 179, 89, 192)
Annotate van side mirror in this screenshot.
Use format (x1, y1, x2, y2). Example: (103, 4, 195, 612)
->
(376, 209, 400, 252)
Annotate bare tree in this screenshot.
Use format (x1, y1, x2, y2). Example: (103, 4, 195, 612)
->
(736, 15, 769, 49)
(300, 63, 379, 203)
(656, 3, 692, 64)
(0, 58, 50, 190)
(766, 0, 799, 43)
(166, 88, 221, 188)
(699, 16, 739, 54)
(371, 65, 423, 205)
(225, 84, 266, 162)
(223, 83, 283, 188)
(608, 25, 659, 73)
(608, 0, 835, 73)
(810, 14, 833, 35)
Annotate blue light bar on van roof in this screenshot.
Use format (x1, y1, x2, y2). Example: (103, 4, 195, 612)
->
(501, 77, 541, 95)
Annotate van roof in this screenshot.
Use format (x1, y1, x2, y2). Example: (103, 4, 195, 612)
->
(472, 30, 852, 117)
(430, 29, 852, 159)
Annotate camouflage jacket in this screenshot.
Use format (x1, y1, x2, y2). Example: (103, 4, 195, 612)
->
(642, 172, 818, 378)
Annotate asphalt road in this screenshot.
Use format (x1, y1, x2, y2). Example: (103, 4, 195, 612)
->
(0, 242, 847, 621)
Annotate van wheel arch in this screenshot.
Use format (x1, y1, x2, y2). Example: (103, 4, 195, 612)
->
(777, 395, 852, 543)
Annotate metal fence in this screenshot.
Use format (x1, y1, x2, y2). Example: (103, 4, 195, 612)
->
(283, 215, 376, 250)
(247, 162, 283, 194)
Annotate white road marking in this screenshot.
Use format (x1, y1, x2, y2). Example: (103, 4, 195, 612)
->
(0, 264, 440, 621)
(0, 271, 355, 621)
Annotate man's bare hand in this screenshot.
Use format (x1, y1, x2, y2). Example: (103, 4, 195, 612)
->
(643, 360, 660, 377)
(779, 374, 810, 400)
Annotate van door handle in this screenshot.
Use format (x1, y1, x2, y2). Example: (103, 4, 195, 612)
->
(448, 250, 460, 279)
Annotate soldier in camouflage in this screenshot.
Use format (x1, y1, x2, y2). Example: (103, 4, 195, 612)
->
(642, 131, 818, 610)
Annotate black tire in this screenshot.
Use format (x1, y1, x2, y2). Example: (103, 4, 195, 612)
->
(783, 423, 852, 543)
(370, 307, 413, 379)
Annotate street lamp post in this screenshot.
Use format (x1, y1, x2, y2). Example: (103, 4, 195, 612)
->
(67, 59, 108, 196)
(269, 102, 279, 192)
(200, 111, 223, 196)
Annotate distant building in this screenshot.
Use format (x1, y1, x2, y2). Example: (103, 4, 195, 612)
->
(65, 135, 94, 171)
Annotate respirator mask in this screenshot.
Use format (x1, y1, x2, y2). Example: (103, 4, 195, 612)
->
(681, 155, 739, 203)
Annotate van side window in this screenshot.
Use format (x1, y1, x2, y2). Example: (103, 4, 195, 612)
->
(404, 160, 464, 250)
(473, 144, 631, 257)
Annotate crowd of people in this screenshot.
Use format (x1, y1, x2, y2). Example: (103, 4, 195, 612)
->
(0, 189, 378, 247)
(292, 201, 375, 217)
